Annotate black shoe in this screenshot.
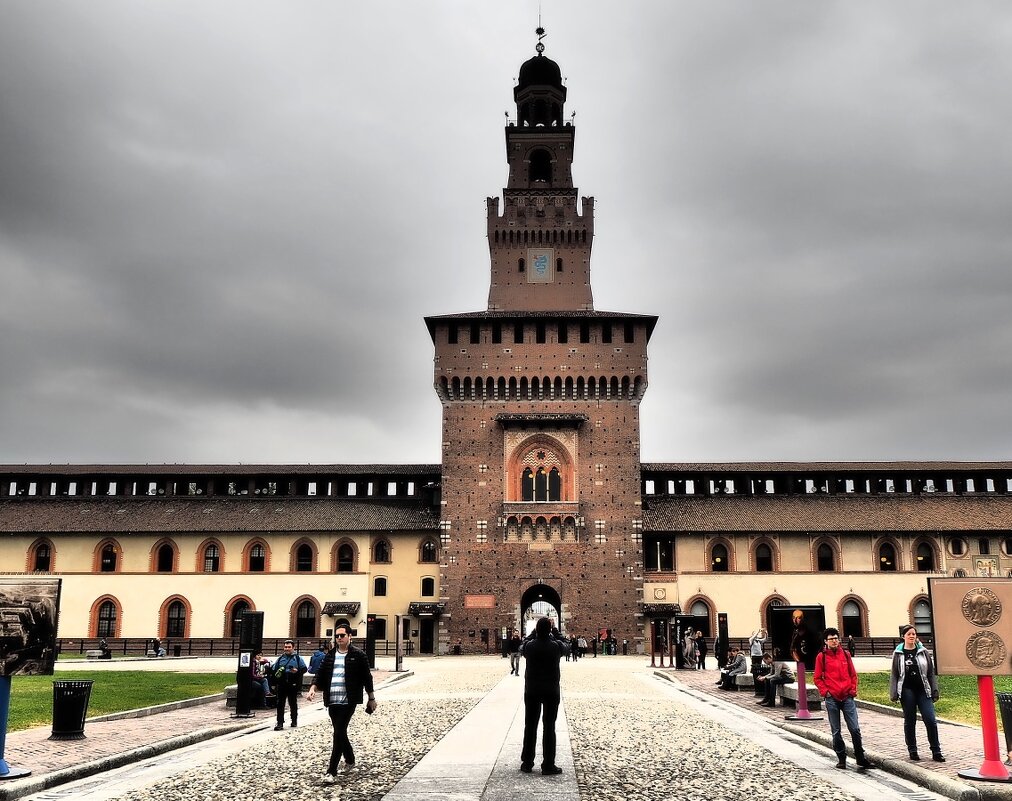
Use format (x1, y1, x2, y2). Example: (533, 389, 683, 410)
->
(932, 753, 946, 763)
(520, 764, 533, 774)
(274, 724, 284, 731)
(542, 766, 563, 775)
(835, 759, 846, 770)
(291, 722, 297, 728)
(909, 752, 921, 761)
(856, 756, 872, 769)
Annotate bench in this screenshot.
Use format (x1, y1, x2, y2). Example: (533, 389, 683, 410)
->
(733, 673, 755, 690)
(779, 683, 822, 710)
(224, 673, 315, 708)
(86, 650, 111, 660)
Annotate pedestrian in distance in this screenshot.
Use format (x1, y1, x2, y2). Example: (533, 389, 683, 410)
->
(695, 630, 707, 670)
(508, 628, 523, 675)
(889, 624, 945, 762)
(307, 624, 377, 783)
(749, 627, 767, 676)
(814, 627, 872, 770)
(271, 640, 307, 730)
(520, 617, 569, 776)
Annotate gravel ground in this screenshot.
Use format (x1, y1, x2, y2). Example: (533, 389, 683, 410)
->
(563, 665, 860, 801)
(107, 659, 865, 801)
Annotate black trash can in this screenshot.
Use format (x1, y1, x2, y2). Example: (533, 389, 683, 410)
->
(50, 680, 94, 740)
(998, 692, 1012, 758)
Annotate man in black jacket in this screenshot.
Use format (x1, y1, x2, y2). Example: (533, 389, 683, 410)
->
(520, 617, 569, 775)
(306, 624, 376, 784)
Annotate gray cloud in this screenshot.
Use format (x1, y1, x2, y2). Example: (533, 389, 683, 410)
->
(2, 2, 1011, 465)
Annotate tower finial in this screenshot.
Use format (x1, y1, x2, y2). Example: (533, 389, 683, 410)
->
(535, 8, 546, 57)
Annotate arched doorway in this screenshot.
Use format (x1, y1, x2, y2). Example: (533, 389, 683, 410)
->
(520, 584, 563, 637)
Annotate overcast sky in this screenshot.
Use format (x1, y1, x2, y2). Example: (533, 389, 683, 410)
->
(2, 2, 1011, 467)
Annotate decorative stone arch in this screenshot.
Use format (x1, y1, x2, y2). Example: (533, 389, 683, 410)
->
(290, 594, 321, 639)
(149, 537, 179, 573)
(27, 536, 56, 572)
(682, 594, 715, 636)
(873, 536, 903, 572)
(89, 595, 122, 638)
(911, 536, 941, 573)
(93, 538, 123, 573)
(223, 595, 256, 638)
(196, 537, 226, 573)
(760, 593, 790, 627)
(290, 537, 318, 573)
(836, 595, 869, 638)
(332, 538, 358, 573)
(242, 538, 272, 573)
(750, 537, 779, 572)
(811, 536, 841, 572)
(707, 536, 735, 573)
(507, 434, 574, 502)
(159, 595, 192, 639)
(371, 536, 392, 564)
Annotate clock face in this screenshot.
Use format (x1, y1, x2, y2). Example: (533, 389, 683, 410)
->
(527, 248, 554, 283)
(653, 587, 666, 600)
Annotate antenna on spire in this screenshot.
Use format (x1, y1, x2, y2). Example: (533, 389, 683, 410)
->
(535, 5, 546, 56)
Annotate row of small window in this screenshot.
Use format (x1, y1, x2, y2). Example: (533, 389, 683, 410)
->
(446, 321, 636, 346)
(374, 577, 435, 597)
(645, 536, 1012, 573)
(29, 537, 439, 574)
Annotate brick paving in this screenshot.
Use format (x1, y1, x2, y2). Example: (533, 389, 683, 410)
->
(668, 665, 1012, 784)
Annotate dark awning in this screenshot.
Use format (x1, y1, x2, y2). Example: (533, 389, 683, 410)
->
(322, 602, 361, 616)
(407, 602, 446, 617)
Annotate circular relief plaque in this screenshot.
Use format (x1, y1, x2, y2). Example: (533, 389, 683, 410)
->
(960, 587, 1002, 627)
(653, 587, 666, 600)
(965, 630, 1007, 670)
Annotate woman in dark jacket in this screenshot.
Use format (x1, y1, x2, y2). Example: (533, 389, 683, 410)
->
(889, 624, 944, 762)
(306, 624, 377, 782)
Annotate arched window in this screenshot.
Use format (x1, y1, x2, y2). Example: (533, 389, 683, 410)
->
(915, 542, 934, 572)
(166, 600, 186, 638)
(949, 537, 967, 557)
(295, 600, 317, 638)
(979, 538, 991, 555)
(337, 544, 355, 573)
(1003, 536, 1012, 557)
(710, 543, 729, 572)
(690, 600, 710, 618)
(374, 577, 387, 597)
(372, 617, 388, 640)
(816, 542, 836, 572)
(295, 544, 314, 572)
(202, 542, 221, 573)
(535, 468, 548, 500)
(420, 540, 438, 563)
(421, 577, 435, 597)
(373, 540, 390, 563)
(99, 542, 118, 573)
(156, 543, 174, 573)
(878, 543, 896, 571)
(522, 468, 534, 501)
(529, 149, 552, 183)
(228, 599, 250, 638)
(96, 599, 118, 638)
(248, 544, 266, 572)
(548, 468, 561, 502)
(913, 598, 932, 636)
(755, 543, 774, 572)
(842, 599, 864, 637)
(31, 540, 53, 572)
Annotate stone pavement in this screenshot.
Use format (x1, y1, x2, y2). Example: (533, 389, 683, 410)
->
(1, 657, 1011, 801)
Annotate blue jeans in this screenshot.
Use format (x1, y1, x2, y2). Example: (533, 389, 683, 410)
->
(900, 687, 940, 756)
(824, 695, 864, 761)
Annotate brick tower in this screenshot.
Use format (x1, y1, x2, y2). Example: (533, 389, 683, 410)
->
(425, 31, 657, 654)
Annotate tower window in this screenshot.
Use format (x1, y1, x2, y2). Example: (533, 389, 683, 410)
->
(601, 324, 612, 344)
(518, 257, 525, 273)
(580, 323, 590, 343)
(558, 324, 568, 344)
(528, 149, 552, 184)
(448, 325, 458, 344)
(624, 323, 635, 343)
(556, 257, 563, 273)
(514, 323, 524, 344)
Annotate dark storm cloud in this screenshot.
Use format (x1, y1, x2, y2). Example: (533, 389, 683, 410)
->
(1, 2, 1011, 464)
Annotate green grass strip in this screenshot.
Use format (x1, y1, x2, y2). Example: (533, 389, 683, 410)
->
(860, 672, 1012, 727)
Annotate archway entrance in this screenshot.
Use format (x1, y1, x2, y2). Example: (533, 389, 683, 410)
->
(520, 584, 562, 637)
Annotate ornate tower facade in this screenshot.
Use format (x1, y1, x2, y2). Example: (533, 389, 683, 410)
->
(425, 35, 657, 653)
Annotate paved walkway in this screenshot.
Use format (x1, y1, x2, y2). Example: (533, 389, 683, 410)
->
(1, 657, 1011, 801)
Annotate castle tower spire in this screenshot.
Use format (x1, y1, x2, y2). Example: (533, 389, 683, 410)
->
(486, 29, 594, 311)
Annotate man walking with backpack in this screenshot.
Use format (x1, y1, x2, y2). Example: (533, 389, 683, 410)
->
(272, 640, 307, 730)
(814, 627, 872, 770)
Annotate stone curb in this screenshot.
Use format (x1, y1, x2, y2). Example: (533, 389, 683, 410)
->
(87, 692, 224, 723)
